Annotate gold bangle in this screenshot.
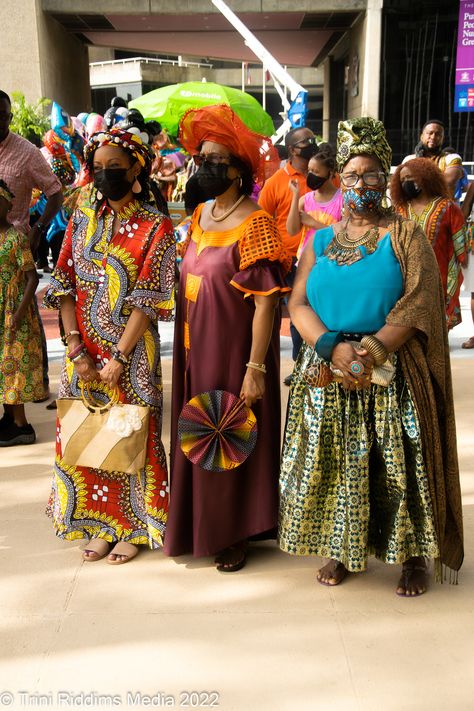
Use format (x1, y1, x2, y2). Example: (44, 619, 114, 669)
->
(360, 335, 388, 366)
(246, 361, 267, 374)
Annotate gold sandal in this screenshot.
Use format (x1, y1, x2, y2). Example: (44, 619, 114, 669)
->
(82, 538, 111, 562)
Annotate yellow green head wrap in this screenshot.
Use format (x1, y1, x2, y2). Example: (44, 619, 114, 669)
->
(337, 117, 392, 175)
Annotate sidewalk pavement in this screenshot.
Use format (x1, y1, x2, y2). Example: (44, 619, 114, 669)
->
(0, 294, 472, 710)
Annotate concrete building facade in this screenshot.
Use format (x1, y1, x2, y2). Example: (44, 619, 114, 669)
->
(4, 1, 465, 160)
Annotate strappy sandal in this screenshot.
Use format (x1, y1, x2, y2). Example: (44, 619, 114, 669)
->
(462, 336, 474, 349)
(215, 542, 248, 573)
(82, 538, 111, 562)
(317, 560, 347, 586)
(396, 560, 428, 597)
(107, 541, 140, 566)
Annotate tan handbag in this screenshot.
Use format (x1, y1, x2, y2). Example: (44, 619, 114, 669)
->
(56, 384, 150, 475)
(303, 341, 395, 388)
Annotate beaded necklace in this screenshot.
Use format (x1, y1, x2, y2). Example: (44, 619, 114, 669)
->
(324, 218, 383, 266)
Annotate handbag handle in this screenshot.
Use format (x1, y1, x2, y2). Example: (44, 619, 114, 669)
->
(80, 382, 120, 413)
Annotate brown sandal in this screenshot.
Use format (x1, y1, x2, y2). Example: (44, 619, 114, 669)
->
(215, 542, 248, 573)
(396, 559, 428, 597)
(462, 336, 474, 349)
(317, 560, 347, 586)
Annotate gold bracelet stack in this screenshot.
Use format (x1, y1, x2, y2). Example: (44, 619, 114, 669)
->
(246, 361, 267, 374)
(360, 335, 388, 366)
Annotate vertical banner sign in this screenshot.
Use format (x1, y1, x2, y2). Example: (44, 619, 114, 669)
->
(455, 1, 474, 111)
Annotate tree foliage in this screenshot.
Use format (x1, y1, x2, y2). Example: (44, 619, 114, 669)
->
(9, 92, 51, 145)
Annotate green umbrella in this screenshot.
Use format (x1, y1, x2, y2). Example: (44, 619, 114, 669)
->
(129, 81, 274, 138)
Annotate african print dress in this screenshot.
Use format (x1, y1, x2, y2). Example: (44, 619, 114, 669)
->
(44, 198, 175, 548)
(164, 206, 291, 557)
(398, 198, 467, 329)
(0, 227, 45, 404)
(278, 226, 440, 572)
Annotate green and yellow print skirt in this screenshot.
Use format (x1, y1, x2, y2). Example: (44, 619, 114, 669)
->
(278, 344, 439, 572)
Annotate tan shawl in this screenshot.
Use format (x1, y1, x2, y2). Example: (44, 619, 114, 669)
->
(388, 216, 464, 576)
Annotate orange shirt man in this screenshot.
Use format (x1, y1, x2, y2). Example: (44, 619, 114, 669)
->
(259, 127, 317, 257)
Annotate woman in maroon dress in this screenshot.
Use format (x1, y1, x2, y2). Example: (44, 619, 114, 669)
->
(164, 105, 290, 571)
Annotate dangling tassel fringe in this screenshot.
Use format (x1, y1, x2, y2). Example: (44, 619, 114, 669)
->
(434, 558, 459, 585)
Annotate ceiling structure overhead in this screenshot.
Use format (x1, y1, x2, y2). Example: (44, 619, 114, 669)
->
(45, 8, 363, 67)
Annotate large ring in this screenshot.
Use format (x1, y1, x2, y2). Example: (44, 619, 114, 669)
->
(349, 360, 364, 375)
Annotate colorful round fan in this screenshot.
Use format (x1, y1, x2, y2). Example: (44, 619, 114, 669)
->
(178, 390, 258, 472)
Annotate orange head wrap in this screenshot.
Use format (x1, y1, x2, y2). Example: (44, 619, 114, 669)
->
(179, 104, 279, 186)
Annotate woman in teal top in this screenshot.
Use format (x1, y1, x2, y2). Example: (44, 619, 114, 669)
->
(306, 225, 403, 333)
(278, 118, 463, 596)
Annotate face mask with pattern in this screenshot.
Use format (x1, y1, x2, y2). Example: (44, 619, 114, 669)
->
(343, 186, 384, 213)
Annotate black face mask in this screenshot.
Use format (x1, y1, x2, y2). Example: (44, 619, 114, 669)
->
(195, 161, 234, 199)
(94, 168, 133, 201)
(306, 173, 328, 191)
(295, 143, 318, 161)
(401, 180, 422, 200)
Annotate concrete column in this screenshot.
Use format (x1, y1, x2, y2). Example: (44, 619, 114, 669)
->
(1, 0, 42, 106)
(322, 57, 331, 141)
(361, 0, 383, 118)
(1, 0, 90, 115)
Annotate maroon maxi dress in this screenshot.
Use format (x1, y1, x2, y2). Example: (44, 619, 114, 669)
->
(164, 205, 291, 557)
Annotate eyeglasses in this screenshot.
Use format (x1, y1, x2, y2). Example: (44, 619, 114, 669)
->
(340, 171, 386, 188)
(292, 136, 317, 148)
(194, 153, 231, 166)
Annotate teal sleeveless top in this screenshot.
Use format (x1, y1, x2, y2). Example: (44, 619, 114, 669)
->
(306, 226, 403, 333)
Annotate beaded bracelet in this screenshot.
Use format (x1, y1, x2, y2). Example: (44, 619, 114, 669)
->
(111, 345, 129, 366)
(246, 361, 267, 374)
(360, 335, 388, 366)
(67, 343, 86, 361)
(70, 352, 88, 364)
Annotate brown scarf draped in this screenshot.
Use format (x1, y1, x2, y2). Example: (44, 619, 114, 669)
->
(387, 216, 464, 578)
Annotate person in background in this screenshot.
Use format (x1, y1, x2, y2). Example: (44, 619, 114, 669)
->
(459, 179, 474, 347)
(0, 180, 45, 445)
(0, 90, 63, 403)
(286, 150, 343, 259)
(403, 120, 463, 198)
(259, 127, 318, 384)
(391, 158, 467, 330)
(279, 117, 463, 595)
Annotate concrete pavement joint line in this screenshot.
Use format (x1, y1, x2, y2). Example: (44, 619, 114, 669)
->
(62, 563, 83, 614)
(334, 609, 363, 710)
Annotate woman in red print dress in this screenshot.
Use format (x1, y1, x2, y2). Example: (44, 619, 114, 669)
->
(44, 129, 175, 565)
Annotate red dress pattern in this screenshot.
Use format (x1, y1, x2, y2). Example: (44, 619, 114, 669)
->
(44, 198, 175, 547)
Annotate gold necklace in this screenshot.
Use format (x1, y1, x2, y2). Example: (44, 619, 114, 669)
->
(211, 194, 246, 222)
(324, 219, 383, 266)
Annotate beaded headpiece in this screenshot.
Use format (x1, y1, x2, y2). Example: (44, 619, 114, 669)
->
(84, 128, 152, 171)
